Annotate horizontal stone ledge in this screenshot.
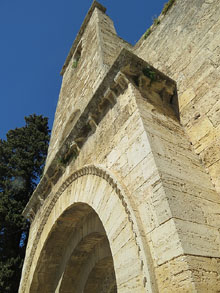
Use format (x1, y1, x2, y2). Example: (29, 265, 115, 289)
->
(23, 48, 177, 222)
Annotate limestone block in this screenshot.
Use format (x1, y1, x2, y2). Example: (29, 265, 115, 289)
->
(123, 116, 145, 147)
(110, 152, 128, 178)
(146, 184, 172, 227)
(180, 86, 219, 128)
(193, 123, 220, 154)
(208, 160, 220, 193)
(126, 132, 151, 171)
(186, 255, 220, 292)
(150, 219, 183, 265)
(88, 176, 108, 210)
(179, 88, 196, 111)
(94, 181, 114, 214)
(107, 214, 128, 242)
(186, 117, 213, 145)
(155, 255, 196, 293)
(100, 194, 120, 229)
(154, 153, 213, 190)
(137, 199, 157, 234)
(114, 240, 143, 292)
(207, 99, 220, 127)
(174, 218, 220, 257)
(124, 152, 160, 192)
(107, 148, 122, 168)
(164, 186, 220, 227)
(200, 139, 220, 167)
(117, 275, 143, 293)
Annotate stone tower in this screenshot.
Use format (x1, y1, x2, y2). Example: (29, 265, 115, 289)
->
(19, 1, 220, 292)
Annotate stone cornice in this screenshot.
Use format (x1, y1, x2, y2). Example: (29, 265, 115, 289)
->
(23, 48, 177, 221)
(60, 1, 106, 76)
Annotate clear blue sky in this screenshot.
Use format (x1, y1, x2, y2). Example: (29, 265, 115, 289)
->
(0, 0, 167, 139)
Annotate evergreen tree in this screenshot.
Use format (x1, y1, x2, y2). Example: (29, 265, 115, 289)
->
(0, 114, 50, 292)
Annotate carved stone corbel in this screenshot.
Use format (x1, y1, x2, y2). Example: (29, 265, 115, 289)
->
(28, 208, 36, 223)
(38, 195, 44, 205)
(103, 88, 117, 106)
(114, 71, 129, 91)
(87, 114, 98, 132)
(69, 141, 80, 155)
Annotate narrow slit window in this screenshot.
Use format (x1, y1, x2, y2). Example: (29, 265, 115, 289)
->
(72, 43, 82, 69)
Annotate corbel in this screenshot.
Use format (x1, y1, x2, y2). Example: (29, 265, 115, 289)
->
(103, 88, 117, 106)
(87, 113, 98, 132)
(114, 71, 129, 91)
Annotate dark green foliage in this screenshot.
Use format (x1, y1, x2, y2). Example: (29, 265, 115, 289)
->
(72, 54, 81, 69)
(144, 15, 160, 40)
(153, 17, 160, 26)
(0, 114, 50, 292)
(162, 0, 176, 15)
(72, 59, 79, 69)
(144, 28, 152, 39)
(142, 66, 156, 81)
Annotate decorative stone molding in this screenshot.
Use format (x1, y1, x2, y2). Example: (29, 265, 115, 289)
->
(27, 208, 36, 223)
(20, 164, 157, 293)
(103, 88, 117, 106)
(23, 49, 177, 223)
(87, 113, 98, 132)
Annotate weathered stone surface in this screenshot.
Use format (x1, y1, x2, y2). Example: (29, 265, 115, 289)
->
(135, 0, 220, 193)
(19, 1, 220, 292)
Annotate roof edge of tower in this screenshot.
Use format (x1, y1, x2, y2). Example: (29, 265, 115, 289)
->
(60, 1, 106, 76)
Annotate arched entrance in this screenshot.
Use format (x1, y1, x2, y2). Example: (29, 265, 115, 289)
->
(20, 165, 153, 292)
(30, 203, 117, 292)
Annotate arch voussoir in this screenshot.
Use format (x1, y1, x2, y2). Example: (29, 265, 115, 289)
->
(20, 165, 155, 293)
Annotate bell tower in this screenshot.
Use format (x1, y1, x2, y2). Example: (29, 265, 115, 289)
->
(45, 1, 131, 170)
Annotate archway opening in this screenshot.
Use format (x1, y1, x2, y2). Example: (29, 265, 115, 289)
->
(30, 203, 117, 292)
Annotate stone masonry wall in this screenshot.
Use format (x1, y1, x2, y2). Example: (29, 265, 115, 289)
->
(134, 0, 220, 193)
(46, 7, 131, 172)
(20, 2, 220, 292)
(134, 85, 220, 291)
(22, 78, 220, 291)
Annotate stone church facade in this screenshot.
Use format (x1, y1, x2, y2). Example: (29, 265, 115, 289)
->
(19, 1, 220, 292)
